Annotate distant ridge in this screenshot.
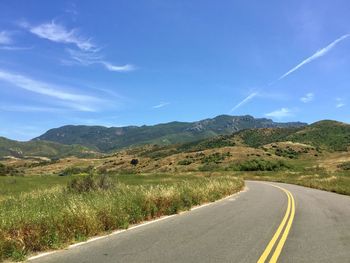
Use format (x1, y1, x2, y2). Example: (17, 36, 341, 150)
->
(33, 115, 307, 152)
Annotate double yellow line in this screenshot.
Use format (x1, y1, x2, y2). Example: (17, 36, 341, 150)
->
(257, 184, 296, 263)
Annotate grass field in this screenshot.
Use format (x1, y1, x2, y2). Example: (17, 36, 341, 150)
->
(242, 171, 350, 195)
(0, 173, 243, 262)
(0, 173, 203, 197)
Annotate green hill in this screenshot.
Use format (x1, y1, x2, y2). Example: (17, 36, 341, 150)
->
(287, 120, 350, 151)
(198, 120, 350, 151)
(139, 120, 350, 158)
(0, 137, 97, 159)
(33, 115, 306, 152)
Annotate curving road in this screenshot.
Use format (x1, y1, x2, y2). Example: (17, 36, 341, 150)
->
(29, 181, 350, 263)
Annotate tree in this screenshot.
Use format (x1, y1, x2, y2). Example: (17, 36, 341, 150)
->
(130, 159, 139, 166)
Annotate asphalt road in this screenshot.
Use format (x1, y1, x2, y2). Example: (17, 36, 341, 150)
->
(29, 181, 350, 263)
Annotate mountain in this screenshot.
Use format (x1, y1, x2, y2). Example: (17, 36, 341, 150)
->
(136, 120, 350, 162)
(0, 137, 97, 159)
(180, 120, 350, 152)
(287, 120, 350, 151)
(33, 115, 307, 152)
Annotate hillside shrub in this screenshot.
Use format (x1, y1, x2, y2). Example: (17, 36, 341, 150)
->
(0, 163, 22, 176)
(338, 162, 350, 171)
(201, 152, 231, 164)
(230, 159, 290, 171)
(130, 159, 139, 166)
(178, 159, 193, 165)
(58, 166, 94, 176)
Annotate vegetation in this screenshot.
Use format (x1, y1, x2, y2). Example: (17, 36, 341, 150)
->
(130, 159, 139, 166)
(243, 171, 350, 195)
(0, 174, 243, 262)
(238, 120, 350, 152)
(1, 117, 350, 261)
(201, 152, 231, 164)
(230, 159, 290, 171)
(58, 166, 94, 176)
(0, 136, 96, 159)
(0, 163, 22, 176)
(32, 115, 305, 152)
(178, 159, 193, 165)
(338, 161, 350, 170)
(239, 128, 301, 147)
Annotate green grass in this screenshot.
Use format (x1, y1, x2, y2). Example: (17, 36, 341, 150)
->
(0, 173, 206, 197)
(242, 171, 350, 195)
(0, 173, 243, 262)
(0, 175, 76, 197)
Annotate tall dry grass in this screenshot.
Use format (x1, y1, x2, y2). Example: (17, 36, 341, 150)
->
(0, 175, 243, 261)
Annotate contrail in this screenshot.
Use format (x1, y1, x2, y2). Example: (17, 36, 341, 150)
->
(277, 34, 350, 81)
(230, 92, 258, 112)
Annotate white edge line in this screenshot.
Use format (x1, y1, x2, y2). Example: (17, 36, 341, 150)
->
(27, 186, 248, 261)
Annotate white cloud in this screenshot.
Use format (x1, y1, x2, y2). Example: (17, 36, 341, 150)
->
(265, 108, 293, 119)
(278, 34, 350, 81)
(21, 21, 136, 72)
(65, 48, 102, 65)
(336, 98, 346, 108)
(0, 31, 12, 45)
(0, 105, 64, 113)
(153, 102, 170, 109)
(65, 48, 135, 72)
(0, 46, 32, 51)
(300, 92, 314, 103)
(102, 62, 135, 72)
(23, 21, 95, 51)
(230, 92, 258, 112)
(0, 69, 99, 111)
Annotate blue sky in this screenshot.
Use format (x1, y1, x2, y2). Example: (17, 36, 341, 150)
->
(0, 0, 349, 141)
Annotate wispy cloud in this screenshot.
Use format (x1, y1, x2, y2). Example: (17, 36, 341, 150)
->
(102, 62, 136, 72)
(265, 108, 293, 119)
(230, 92, 258, 112)
(0, 31, 12, 45)
(0, 30, 33, 51)
(300, 92, 314, 103)
(0, 69, 99, 111)
(0, 105, 64, 113)
(21, 21, 136, 72)
(21, 21, 95, 51)
(277, 34, 350, 81)
(65, 49, 135, 72)
(0, 46, 33, 51)
(153, 102, 170, 109)
(336, 98, 346, 108)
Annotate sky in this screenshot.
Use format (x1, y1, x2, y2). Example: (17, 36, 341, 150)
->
(0, 0, 349, 141)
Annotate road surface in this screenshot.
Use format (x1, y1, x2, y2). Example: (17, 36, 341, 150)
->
(29, 181, 350, 263)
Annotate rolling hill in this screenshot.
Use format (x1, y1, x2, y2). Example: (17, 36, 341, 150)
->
(0, 137, 97, 159)
(137, 120, 350, 160)
(33, 115, 306, 152)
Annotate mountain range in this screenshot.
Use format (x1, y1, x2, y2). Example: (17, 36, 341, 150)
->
(33, 115, 306, 152)
(7, 114, 350, 159)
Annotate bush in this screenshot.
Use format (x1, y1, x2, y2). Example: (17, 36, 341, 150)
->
(338, 162, 350, 170)
(230, 159, 290, 171)
(275, 148, 299, 159)
(58, 166, 93, 176)
(130, 159, 139, 166)
(198, 163, 220, 171)
(178, 159, 193, 165)
(67, 174, 115, 193)
(201, 152, 230, 164)
(0, 163, 22, 176)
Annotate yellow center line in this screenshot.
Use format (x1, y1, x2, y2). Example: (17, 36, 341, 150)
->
(269, 189, 295, 263)
(257, 183, 296, 263)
